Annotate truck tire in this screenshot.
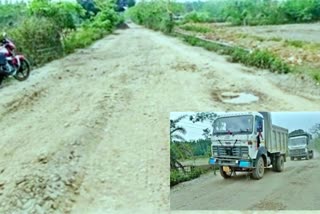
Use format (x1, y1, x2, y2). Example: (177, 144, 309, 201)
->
(219, 166, 232, 179)
(251, 156, 264, 180)
(274, 155, 284, 172)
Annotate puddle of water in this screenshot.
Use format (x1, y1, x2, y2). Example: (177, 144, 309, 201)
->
(220, 92, 259, 104)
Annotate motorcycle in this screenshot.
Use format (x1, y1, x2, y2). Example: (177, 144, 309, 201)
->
(0, 32, 30, 86)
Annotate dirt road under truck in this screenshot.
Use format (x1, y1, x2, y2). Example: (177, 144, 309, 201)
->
(171, 152, 320, 210)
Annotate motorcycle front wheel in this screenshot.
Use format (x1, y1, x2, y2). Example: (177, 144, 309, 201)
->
(14, 59, 30, 81)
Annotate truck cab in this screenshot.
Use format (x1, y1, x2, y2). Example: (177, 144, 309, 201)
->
(209, 112, 288, 180)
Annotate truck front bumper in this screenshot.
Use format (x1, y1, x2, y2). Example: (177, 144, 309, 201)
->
(289, 149, 307, 157)
(209, 157, 253, 168)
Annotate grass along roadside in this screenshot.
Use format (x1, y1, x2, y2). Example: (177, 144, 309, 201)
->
(174, 32, 292, 74)
(171, 164, 217, 187)
(174, 24, 320, 82)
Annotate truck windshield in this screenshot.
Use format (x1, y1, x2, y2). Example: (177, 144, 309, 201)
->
(213, 115, 253, 135)
(289, 136, 307, 146)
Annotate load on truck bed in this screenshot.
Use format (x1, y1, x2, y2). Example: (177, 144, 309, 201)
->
(209, 112, 288, 180)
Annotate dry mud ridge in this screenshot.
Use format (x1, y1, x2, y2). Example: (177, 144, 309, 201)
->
(0, 24, 319, 213)
(171, 152, 320, 210)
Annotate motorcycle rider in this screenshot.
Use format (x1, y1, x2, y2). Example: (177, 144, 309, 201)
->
(0, 32, 14, 74)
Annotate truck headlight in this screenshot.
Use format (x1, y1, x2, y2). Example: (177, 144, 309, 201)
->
(242, 154, 248, 158)
(213, 152, 217, 156)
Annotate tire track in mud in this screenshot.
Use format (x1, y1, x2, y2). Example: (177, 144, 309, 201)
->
(0, 37, 133, 213)
(0, 81, 128, 214)
(249, 160, 319, 210)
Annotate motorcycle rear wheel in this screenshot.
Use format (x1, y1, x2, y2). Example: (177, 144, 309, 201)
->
(14, 59, 30, 81)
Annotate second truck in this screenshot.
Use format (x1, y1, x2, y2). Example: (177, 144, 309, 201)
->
(288, 129, 314, 160)
(209, 112, 288, 180)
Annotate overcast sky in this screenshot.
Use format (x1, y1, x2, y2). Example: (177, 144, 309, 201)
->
(170, 112, 320, 141)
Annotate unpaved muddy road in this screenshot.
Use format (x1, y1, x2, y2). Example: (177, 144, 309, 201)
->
(171, 153, 320, 210)
(0, 24, 320, 213)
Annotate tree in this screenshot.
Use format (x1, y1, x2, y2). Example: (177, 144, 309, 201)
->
(310, 123, 320, 151)
(77, 0, 100, 18)
(202, 128, 211, 140)
(170, 114, 187, 142)
(189, 112, 217, 123)
(127, 0, 135, 8)
(170, 114, 191, 172)
(310, 123, 320, 138)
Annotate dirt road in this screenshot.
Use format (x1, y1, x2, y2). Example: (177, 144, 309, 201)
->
(0, 24, 320, 213)
(171, 153, 320, 210)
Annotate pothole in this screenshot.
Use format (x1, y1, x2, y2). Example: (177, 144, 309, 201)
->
(219, 92, 259, 104)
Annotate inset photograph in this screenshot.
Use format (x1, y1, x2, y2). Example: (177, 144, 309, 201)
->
(170, 112, 320, 210)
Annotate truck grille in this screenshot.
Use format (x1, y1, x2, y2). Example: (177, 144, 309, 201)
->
(212, 146, 249, 157)
(290, 149, 306, 156)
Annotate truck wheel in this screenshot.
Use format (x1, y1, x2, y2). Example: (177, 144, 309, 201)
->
(219, 166, 232, 179)
(275, 155, 284, 172)
(290, 157, 294, 161)
(251, 156, 264, 180)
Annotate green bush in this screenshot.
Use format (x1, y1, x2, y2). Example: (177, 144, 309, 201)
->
(128, 0, 182, 33)
(28, 0, 85, 31)
(3, 0, 121, 67)
(64, 8, 122, 54)
(182, 0, 320, 26)
(184, 11, 211, 23)
(0, 3, 27, 26)
(170, 168, 203, 187)
(8, 17, 62, 66)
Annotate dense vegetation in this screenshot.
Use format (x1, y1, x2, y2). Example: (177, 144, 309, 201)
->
(170, 113, 217, 186)
(128, 0, 320, 27)
(311, 123, 320, 152)
(184, 0, 320, 26)
(0, 0, 123, 66)
(127, 0, 184, 33)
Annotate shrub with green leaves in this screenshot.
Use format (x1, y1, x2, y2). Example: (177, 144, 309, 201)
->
(184, 11, 211, 23)
(128, 0, 183, 33)
(28, 0, 85, 31)
(64, 7, 122, 54)
(8, 17, 62, 66)
(0, 3, 27, 26)
(170, 168, 203, 187)
(181, 0, 320, 26)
